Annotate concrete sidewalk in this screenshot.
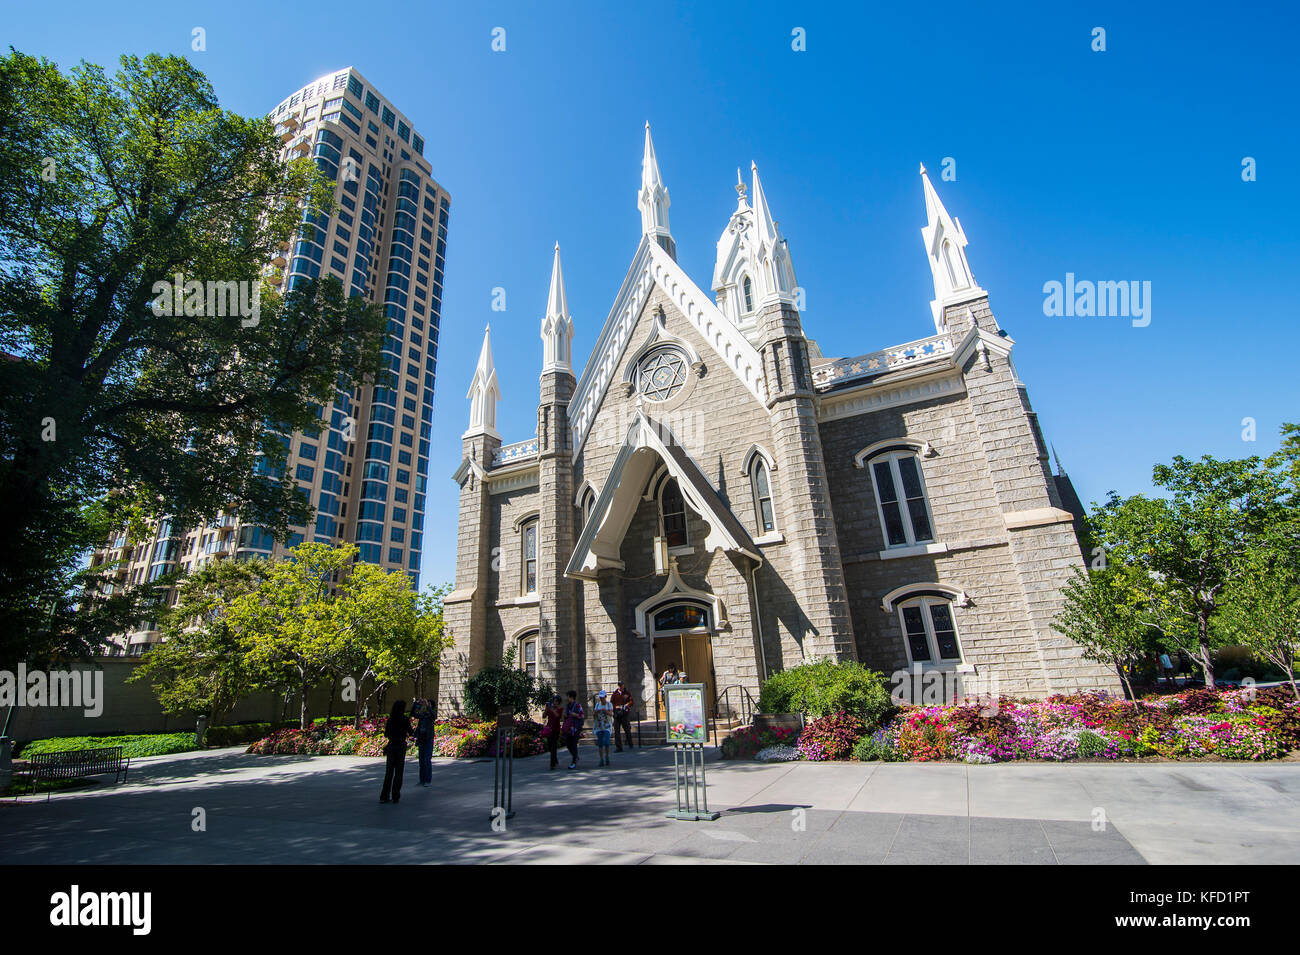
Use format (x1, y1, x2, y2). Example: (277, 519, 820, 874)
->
(2, 746, 1297, 864)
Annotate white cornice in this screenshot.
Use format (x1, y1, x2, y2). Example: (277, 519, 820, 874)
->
(818, 370, 966, 423)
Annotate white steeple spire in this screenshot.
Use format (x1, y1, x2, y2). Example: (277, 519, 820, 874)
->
(920, 163, 984, 333)
(638, 123, 675, 258)
(748, 162, 797, 307)
(541, 242, 574, 374)
(465, 325, 501, 439)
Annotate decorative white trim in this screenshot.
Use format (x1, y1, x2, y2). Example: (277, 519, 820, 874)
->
(818, 371, 966, 423)
(881, 581, 969, 613)
(511, 509, 541, 532)
(497, 595, 540, 608)
(753, 532, 785, 546)
(620, 307, 702, 393)
(853, 437, 934, 470)
(738, 444, 777, 476)
(486, 467, 538, 494)
(878, 541, 949, 561)
(633, 563, 726, 638)
(574, 478, 598, 509)
(1002, 507, 1076, 530)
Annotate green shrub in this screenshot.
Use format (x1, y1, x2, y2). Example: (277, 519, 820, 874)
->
(18, 733, 198, 759)
(758, 659, 894, 725)
(1077, 730, 1107, 759)
(464, 646, 554, 718)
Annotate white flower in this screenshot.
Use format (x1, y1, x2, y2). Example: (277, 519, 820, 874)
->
(755, 745, 800, 762)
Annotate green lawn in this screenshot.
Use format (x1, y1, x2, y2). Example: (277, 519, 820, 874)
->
(17, 733, 199, 759)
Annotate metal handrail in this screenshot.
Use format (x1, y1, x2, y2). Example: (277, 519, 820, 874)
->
(711, 685, 757, 746)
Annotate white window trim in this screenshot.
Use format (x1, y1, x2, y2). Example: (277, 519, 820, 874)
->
(516, 629, 540, 680)
(747, 455, 777, 538)
(865, 450, 936, 550)
(520, 517, 539, 597)
(655, 473, 691, 551)
(896, 596, 965, 669)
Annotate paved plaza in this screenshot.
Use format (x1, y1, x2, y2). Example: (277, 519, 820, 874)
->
(3, 746, 1298, 864)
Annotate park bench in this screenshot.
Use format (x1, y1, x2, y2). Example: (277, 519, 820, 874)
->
(14, 746, 130, 801)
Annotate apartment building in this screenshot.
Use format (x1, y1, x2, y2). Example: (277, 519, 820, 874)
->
(92, 67, 450, 654)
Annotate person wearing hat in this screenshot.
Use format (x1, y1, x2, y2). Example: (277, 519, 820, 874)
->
(592, 689, 615, 767)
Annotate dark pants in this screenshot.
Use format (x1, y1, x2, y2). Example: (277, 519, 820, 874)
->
(614, 711, 634, 750)
(564, 732, 580, 765)
(417, 736, 433, 784)
(547, 730, 560, 768)
(381, 750, 405, 802)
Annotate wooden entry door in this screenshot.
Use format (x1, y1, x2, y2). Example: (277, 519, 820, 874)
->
(654, 633, 715, 720)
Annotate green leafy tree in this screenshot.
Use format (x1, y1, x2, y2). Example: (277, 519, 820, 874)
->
(129, 557, 269, 726)
(226, 543, 356, 728)
(1216, 530, 1300, 700)
(1051, 566, 1156, 699)
(0, 51, 387, 664)
(1089, 454, 1285, 689)
(327, 563, 442, 727)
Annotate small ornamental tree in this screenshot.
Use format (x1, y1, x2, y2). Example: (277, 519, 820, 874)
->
(1089, 454, 1286, 689)
(1052, 566, 1156, 699)
(1217, 531, 1300, 700)
(463, 645, 552, 719)
(131, 556, 269, 726)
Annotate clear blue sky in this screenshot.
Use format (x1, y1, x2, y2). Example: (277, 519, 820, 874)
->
(7, 0, 1299, 590)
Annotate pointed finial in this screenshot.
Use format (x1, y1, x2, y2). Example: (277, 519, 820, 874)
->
(919, 162, 927, 176)
(735, 168, 746, 198)
(542, 243, 574, 374)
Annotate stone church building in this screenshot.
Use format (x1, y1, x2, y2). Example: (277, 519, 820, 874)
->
(440, 126, 1120, 717)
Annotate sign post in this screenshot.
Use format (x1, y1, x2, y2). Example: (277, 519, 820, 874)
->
(491, 707, 515, 821)
(663, 683, 719, 821)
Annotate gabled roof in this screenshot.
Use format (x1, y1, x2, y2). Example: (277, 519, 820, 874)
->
(566, 411, 760, 580)
(568, 236, 767, 456)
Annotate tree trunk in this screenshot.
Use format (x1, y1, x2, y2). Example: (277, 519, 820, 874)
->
(1197, 613, 1216, 690)
(299, 673, 309, 729)
(327, 675, 338, 721)
(1114, 659, 1134, 701)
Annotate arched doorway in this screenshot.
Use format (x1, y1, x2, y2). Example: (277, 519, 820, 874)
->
(649, 599, 716, 720)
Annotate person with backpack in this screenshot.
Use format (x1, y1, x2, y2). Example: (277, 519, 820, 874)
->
(410, 697, 436, 786)
(562, 690, 585, 770)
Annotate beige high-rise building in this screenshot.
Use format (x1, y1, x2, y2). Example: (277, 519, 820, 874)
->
(90, 68, 450, 654)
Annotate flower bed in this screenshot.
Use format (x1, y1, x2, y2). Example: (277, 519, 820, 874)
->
(247, 715, 548, 758)
(722, 686, 1300, 764)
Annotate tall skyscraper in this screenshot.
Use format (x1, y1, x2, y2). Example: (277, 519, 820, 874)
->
(90, 67, 450, 654)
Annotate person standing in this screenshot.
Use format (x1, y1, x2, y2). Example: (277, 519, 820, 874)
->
(543, 694, 564, 770)
(379, 700, 411, 804)
(592, 690, 614, 766)
(410, 697, 435, 786)
(610, 680, 635, 752)
(562, 690, 585, 770)
(659, 663, 681, 722)
(1159, 652, 1176, 688)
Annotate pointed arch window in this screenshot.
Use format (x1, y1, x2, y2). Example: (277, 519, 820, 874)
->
(660, 478, 688, 548)
(867, 450, 934, 548)
(750, 457, 775, 535)
(741, 275, 754, 313)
